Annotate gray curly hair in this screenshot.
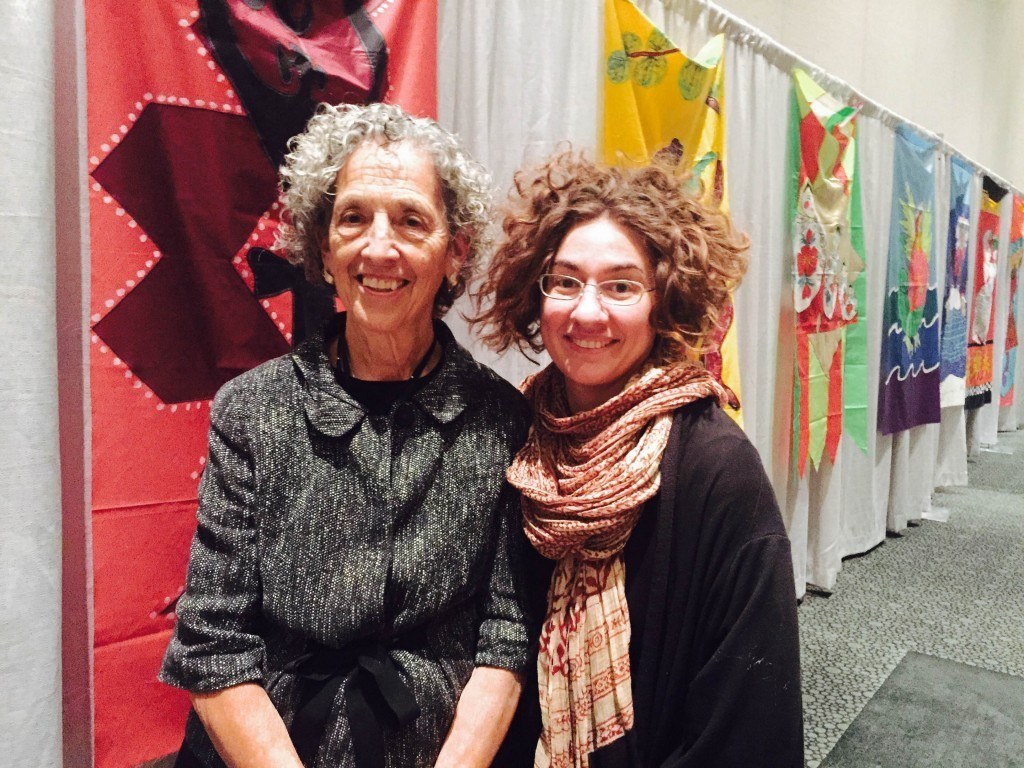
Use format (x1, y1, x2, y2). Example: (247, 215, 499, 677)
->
(275, 102, 493, 315)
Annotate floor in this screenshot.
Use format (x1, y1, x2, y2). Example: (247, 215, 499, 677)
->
(798, 428, 1024, 767)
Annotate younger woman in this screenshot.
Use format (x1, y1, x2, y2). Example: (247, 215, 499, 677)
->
(478, 152, 803, 768)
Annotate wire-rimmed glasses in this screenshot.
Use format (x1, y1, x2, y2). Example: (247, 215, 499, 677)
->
(538, 273, 654, 307)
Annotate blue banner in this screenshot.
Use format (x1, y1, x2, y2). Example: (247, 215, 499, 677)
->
(878, 127, 941, 435)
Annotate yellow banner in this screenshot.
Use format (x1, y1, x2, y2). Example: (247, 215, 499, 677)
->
(602, 0, 740, 421)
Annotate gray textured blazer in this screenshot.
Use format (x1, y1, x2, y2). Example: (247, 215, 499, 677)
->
(161, 320, 534, 768)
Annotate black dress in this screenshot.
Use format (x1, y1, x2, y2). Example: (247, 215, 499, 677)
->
(161, 319, 535, 768)
(500, 398, 804, 768)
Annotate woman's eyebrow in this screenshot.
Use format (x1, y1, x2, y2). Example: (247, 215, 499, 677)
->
(550, 259, 644, 275)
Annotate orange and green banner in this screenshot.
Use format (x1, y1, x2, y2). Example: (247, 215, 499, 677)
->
(788, 69, 867, 475)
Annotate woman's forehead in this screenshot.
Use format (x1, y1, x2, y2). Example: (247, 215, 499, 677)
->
(333, 140, 441, 200)
(554, 216, 651, 273)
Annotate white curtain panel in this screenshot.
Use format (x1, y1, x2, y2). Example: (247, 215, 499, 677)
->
(0, 0, 63, 764)
(438, 0, 602, 386)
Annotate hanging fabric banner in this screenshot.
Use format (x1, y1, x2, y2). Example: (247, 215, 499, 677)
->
(1001, 194, 1024, 406)
(965, 176, 1007, 409)
(602, 0, 742, 424)
(788, 69, 868, 476)
(939, 157, 973, 408)
(84, 2, 436, 766)
(877, 127, 940, 435)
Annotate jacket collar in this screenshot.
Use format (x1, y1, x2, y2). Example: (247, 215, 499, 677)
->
(292, 315, 480, 436)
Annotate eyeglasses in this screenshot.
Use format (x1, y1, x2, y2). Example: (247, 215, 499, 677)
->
(538, 273, 654, 307)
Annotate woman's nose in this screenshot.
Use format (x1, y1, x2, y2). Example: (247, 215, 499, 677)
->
(569, 284, 607, 322)
(364, 212, 396, 257)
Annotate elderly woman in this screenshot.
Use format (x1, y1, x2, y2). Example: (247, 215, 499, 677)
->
(161, 103, 533, 768)
(478, 152, 803, 767)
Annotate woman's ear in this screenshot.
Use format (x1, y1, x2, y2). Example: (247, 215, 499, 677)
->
(447, 230, 470, 277)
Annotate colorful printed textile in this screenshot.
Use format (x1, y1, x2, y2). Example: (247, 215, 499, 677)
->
(939, 157, 973, 408)
(788, 69, 868, 475)
(84, 2, 436, 765)
(877, 128, 940, 435)
(602, 0, 742, 424)
(965, 177, 1007, 409)
(1000, 195, 1023, 407)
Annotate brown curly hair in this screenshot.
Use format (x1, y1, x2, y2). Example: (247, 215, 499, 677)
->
(473, 151, 750, 365)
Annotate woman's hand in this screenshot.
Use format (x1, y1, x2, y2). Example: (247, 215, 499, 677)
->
(191, 683, 304, 768)
(434, 666, 523, 768)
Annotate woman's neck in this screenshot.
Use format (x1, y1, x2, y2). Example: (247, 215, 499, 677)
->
(333, 317, 439, 381)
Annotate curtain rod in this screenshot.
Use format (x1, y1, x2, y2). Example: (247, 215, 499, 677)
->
(665, 0, 1019, 195)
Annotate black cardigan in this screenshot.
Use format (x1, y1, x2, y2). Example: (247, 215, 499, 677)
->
(499, 398, 804, 768)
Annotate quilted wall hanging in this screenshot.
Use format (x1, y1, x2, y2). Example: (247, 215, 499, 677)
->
(965, 176, 1007, 410)
(877, 127, 941, 435)
(84, 2, 436, 764)
(788, 69, 868, 476)
(938, 156, 973, 408)
(1001, 194, 1024, 407)
(602, 0, 742, 423)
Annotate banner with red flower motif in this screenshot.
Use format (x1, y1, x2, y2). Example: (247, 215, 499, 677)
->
(877, 127, 940, 435)
(965, 177, 1006, 410)
(788, 69, 868, 476)
(1001, 194, 1024, 407)
(85, 2, 436, 765)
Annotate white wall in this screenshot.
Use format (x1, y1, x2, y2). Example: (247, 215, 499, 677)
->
(0, 0, 64, 765)
(681, 0, 1024, 188)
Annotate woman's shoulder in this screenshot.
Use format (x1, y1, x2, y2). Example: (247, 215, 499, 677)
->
(666, 398, 786, 542)
(441, 332, 532, 430)
(209, 349, 303, 424)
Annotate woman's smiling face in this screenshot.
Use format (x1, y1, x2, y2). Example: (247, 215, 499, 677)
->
(540, 215, 658, 413)
(320, 140, 458, 337)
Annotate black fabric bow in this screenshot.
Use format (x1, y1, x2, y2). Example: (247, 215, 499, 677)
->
(284, 639, 422, 767)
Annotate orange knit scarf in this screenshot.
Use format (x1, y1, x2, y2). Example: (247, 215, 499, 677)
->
(508, 362, 736, 768)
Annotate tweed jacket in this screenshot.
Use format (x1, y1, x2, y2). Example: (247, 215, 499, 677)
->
(161, 320, 534, 768)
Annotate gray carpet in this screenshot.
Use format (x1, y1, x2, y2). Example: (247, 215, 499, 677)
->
(820, 651, 1024, 767)
(800, 428, 1024, 766)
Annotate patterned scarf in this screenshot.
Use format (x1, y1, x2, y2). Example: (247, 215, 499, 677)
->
(508, 362, 736, 768)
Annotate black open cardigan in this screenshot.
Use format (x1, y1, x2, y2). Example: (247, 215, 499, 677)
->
(499, 398, 804, 768)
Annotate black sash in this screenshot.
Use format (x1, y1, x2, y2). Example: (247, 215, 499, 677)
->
(285, 637, 422, 767)
(174, 636, 423, 768)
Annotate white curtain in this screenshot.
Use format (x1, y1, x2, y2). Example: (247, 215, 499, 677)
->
(439, 0, 602, 386)
(0, 0, 64, 765)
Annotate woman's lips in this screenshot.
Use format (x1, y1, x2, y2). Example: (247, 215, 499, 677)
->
(567, 335, 616, 350)
(357, 274, 409, 293)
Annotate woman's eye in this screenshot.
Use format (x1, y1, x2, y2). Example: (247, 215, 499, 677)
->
(404, 215, 426, 229)
(555, 277, 578, 290)
(339, 211, 363, 226)
(608, 281, 632, 294)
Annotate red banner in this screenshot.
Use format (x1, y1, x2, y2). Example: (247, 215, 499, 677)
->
(85, 2, 436, 764)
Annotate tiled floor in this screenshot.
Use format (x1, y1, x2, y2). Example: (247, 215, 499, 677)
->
(798, 429, 1024, 767)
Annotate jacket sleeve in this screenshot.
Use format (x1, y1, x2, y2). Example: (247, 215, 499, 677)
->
(473, 478, 534, 674)
(665, 440, 804, 768)
(160, 382, 266, 692)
